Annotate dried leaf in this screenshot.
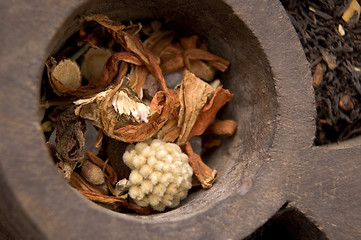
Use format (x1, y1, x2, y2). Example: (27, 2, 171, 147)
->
(180, 35, 199, 49)
(189, 86, 234, 138)
(144, 31, 175, 56)
(100, 52, 143, 87)
(53, 107, 86, 163)
(160, 45, 185, 73)
(87, 151, 118, 185)
(184, 48, 230, 72)
(205, 119, 237, 136)
(184, 141, 217, 189)
(177, 70, 214, 145)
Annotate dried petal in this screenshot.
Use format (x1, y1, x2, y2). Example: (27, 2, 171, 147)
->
(177, 70, 214, 145)
(184, 141, 217, 189)
(189, 86, 234, 138)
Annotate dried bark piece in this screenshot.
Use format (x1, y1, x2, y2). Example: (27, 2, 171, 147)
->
(76, 189, 153, 214)
(189, 86, 234, 138)
(53, 107, 86, 163)
(205, 119, 237, 136)
(87, 151, 118, 185)
(184, 141, 217, 189)
(177, 70, 214, 145)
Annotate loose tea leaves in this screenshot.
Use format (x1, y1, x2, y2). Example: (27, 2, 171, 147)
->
(281, 0, 361, 144)
(41, 15, 237, 213)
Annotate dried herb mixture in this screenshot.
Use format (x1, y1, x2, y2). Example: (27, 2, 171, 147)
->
(40, 15, 236, 213)
(281, 0, 361, 144)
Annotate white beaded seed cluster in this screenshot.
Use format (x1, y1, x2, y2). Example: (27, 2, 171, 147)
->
(123, 139, 193, 211)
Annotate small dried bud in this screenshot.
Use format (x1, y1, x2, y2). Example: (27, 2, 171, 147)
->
(339, 94, 354, 111)
(81, 160, 105, 185)
(50, 59, 82, 93)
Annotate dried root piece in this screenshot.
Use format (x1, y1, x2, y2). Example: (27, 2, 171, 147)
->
(184, 141, 217, 189)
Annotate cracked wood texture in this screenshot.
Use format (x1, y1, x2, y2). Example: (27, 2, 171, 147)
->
(0, 0, 360, 239)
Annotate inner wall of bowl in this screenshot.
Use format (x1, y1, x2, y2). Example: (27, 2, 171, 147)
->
(47, 0, 277, 217)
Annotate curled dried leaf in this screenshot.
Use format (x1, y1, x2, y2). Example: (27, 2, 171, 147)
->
(177, 70, 214, 145)
(185, 141, 217, 189)
(84, 14, 168, 92)
(189, 86, 234, 138)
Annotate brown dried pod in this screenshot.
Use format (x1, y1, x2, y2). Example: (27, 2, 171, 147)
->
(80, 160, 105, 185)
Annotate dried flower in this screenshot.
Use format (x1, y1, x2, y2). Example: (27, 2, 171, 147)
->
(123, 139, 193, 211)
